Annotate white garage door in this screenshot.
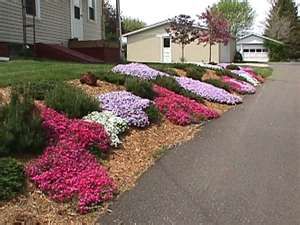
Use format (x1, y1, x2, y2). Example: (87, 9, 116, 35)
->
(242, 48, 269, 62)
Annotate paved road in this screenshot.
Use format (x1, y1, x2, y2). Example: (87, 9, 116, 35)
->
(99, 64, 300, 225)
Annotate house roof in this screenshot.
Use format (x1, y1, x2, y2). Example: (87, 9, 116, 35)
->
(238, 33, 284, 45)
(123, 20, 170, 37)
(123, 20, 207, 37)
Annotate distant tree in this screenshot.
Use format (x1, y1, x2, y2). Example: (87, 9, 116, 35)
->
(213, 0, 255, 37)
(166, 14, 198, 62)
(122, 17, 146, 34)
(197, 8, 231, 63)
(265, 0, 300, 59)
(103, 0, 118, 41)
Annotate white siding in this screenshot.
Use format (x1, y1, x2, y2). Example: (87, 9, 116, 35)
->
(82, 0, 103, 40)
(0, 0, 103, 45)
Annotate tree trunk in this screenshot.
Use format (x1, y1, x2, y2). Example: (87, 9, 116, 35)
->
(209, 43, 212, 63)
(181, 44, 185, 63)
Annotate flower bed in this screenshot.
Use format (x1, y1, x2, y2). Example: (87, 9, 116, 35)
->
(241, 67, 265, 83)
(222, 76, 256, 94)
(112, 63, 168, 80)
(98, 91, 151, 127)
(176, 77, 242, 104)
(231, 70, 260, 86)
(26, 106, 115, 214)
(153, 85, 219, 125)
(83, 111, 128, 147)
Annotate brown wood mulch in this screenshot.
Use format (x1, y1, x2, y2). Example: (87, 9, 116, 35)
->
(0, 87, 10, 105)
(201, 69, 221, 81)
(0, 80, 202, 225)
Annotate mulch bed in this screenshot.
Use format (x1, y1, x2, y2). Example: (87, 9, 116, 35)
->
(0, 80, 201, 225)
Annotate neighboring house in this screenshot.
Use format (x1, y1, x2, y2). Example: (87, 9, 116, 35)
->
(0, 0, 103, 46)
(123, 20, 236, 64)
(237, 33, 283, 62)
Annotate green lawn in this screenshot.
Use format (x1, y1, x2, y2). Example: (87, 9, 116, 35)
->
(0, 60, 114, 87)
(252, 67, 273, 78)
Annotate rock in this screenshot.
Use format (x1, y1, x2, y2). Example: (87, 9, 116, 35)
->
(80, 72, 98, 86)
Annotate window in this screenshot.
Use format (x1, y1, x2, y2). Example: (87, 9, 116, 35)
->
(243, 49, 249, 52)
(163, 38, 171, 48)
(263, 49, 268, 52)
(88, 0, 96, 21)
(256, 49, 262, 52)
(250, 49, 255, 52)
(25, 0, 40, 17)
(74, 6, 81, 19)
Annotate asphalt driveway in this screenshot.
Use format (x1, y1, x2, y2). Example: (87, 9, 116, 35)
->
(99, 64, 300, 225)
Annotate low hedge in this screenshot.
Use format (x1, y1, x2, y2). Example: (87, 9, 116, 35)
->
(204, 79, 231, 92)
(0, 158, 26, 201)
(0, 87, 46, 156)
(45, 83, 99, 118)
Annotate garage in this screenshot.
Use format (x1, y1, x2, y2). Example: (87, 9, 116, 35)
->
(237, 33, 283, 62)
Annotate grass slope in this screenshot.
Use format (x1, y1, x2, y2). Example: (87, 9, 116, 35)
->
(0, 60, 113, 87)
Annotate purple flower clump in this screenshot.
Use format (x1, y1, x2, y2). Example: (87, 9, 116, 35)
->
(98, 91, 151, 127)
(112, 63, 168, 80)
(176, 77, 242, 104)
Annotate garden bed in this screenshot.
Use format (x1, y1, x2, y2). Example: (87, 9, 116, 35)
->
(0, 80, 202, 225)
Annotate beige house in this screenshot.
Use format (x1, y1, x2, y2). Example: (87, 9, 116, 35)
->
(0, 0, 103, 46)
(124, 20, 236, 64)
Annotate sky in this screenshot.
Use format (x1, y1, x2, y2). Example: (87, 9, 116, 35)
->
(113, 0, 300, 34)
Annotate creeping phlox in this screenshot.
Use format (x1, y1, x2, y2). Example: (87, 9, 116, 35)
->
(176, 77, 242, 105)
(26, 105, 115, 214)
(112, 63, 168, 80)
(98, 91, 151, 127)
(231, 70, 260, 86)
(153, 85, 219, 126)
(222, 76, 256, 94)
(83, 111, 128, 147)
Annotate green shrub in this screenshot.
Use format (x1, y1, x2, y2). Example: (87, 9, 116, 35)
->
(154, 76, 182, 93)
(45, 83, 99, 118)
(204, 79, 231, 92)
(154, 76, 204, 103)
(125, 77, 156, 100)
(215, 69, 248, 82)
(174, 63, 206, 80)
(147, 64, 179, 76)
(13, 80, 58, 100)
(264, 40, 288, 62)
(97, 72, 126, 85)
(0, 158, 26, 201)
(0, 88, 46, 156)
(226, 64, 240, 70)
(145, 104, 161, 123)
(234, 51, 243, 62)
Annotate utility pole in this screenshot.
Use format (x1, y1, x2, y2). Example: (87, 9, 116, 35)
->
(116, 0, 122, 61)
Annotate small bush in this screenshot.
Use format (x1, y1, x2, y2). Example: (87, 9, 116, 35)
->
(215, 69, 248, 82)
(97, 72, 126, 85)
(13, 80, 58, 100)
(234, 51, 243, 62)
(154, 76, 204, 103)
(145, 104, 161, 123)
(0, 158, 26, 201)
(226, 64, 240, 70)
(125, 77, 156, 100)
(147, 64, 179, 76)
(45, 83, 99, 118)
(204, 79, 231, 92)
(174, 64, 206, 80)
(0, 88, 46, 156)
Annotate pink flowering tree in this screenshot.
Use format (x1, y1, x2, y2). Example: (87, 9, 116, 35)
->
(166, 14, 198, 62)
(197, 8, 231, 63)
